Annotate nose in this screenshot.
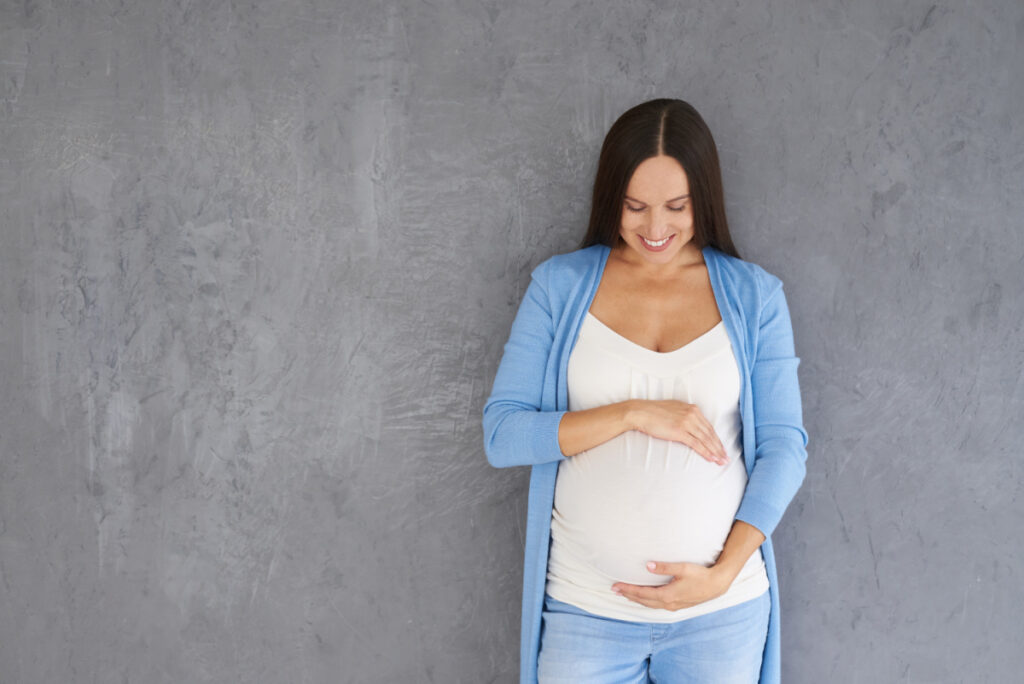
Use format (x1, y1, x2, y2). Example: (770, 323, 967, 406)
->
(645, 209, 673, 238)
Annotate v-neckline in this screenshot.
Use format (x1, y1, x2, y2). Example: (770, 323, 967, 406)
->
(584, 311, 724, 357)
(585, 245, 726, 355)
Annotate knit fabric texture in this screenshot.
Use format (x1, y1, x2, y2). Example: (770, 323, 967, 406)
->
(483, 243, 809, 684)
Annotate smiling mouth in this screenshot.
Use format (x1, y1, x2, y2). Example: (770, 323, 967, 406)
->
(640, 235, 672, 247)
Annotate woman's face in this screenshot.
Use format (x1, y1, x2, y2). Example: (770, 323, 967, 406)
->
(618, 154, 696, 266)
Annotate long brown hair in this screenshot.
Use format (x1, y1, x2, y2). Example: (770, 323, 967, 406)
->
(579, 98, 740, 259)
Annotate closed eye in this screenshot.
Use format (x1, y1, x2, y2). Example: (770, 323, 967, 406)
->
(625, 205, 687, 213)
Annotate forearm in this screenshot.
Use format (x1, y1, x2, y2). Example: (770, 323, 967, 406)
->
(711, 519, 767, 588)
(736, 278, 809, 537)
(557, 400, 638, 457)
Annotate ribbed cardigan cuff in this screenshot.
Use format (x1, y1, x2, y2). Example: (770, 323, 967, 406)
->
(735, 496, 785, 540)
(529, 409, 568, 466)
(483, 407, 568, 468)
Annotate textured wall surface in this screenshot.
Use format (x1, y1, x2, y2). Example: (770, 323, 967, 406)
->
(1, 0, 1022, 682)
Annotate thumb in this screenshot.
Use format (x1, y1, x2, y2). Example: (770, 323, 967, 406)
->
(645, 560, 681, 575)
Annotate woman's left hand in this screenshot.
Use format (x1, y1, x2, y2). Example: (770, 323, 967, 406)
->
(612, 561, 730, 611)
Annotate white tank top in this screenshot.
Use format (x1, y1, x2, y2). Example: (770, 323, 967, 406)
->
(545, 311, 769, 622)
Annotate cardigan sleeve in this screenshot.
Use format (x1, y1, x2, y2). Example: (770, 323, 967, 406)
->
(734, 276, 809, 539)
(481, 260, 569, 468)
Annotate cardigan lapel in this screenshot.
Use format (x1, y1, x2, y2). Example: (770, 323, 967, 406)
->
(553, 245, 611, 412)
(704, 245, 756, 479)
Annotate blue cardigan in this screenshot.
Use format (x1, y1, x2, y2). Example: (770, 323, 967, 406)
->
(482, 243, 809, 684)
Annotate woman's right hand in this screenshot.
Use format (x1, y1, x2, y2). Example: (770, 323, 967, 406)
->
(627, 400, 729, 465)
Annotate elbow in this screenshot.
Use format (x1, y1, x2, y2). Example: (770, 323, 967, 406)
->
(483, 430, 522, 469)
(481, 399, 566, 469)
(793, 430, 809, 485)
(786, 440, 809, 487)
(755, 428, 809, 486)
(482, 432, 505, 468)
(481, 403, 513, 468)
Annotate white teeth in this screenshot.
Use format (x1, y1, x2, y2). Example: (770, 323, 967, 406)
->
(641, 236, 670, 247)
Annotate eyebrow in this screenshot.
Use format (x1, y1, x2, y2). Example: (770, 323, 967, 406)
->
(624, 194, 690, 205)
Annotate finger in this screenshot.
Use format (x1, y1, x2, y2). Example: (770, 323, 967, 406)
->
(692, 414, 728, 460)
(619, 593, 665, 609)
(692, 417, 728, 463)
(645, 560, 684, 576)
(612, 582, 669, 606)
(685, 427, 726, 465)
(613, 582, 704, 611)
(675, 423, 715, 462)
(620, 591, 701, 611)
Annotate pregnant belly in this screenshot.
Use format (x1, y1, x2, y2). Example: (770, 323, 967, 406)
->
(552, 431, 747, 586)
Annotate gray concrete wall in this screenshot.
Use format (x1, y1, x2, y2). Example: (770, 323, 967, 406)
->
(1, 0, 1021, 682)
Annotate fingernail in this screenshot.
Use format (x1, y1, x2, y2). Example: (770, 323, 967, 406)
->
(646, 561, 656, 570)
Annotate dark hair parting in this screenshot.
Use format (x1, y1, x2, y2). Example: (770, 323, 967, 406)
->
(579, 98, 740, 260)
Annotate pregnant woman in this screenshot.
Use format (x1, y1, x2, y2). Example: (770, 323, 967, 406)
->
(482, 98, 809, 684)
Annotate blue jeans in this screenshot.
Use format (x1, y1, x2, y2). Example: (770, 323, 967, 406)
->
(537, 590, 770, 683)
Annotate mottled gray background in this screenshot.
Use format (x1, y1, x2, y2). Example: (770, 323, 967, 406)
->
(1, 0, 1021, 682)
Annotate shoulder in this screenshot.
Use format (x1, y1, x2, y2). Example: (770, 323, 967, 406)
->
(530, 244, 606, 291)
(706, 245, 786, 312)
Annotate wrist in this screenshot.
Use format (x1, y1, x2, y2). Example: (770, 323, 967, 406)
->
(621, 399, 643, 432)
(710, 562, 739, 594)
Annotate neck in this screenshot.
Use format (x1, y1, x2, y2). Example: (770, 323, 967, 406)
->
(612, 240, 706, 279)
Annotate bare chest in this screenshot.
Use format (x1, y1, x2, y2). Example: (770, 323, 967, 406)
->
(587, 260, 723, 354)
